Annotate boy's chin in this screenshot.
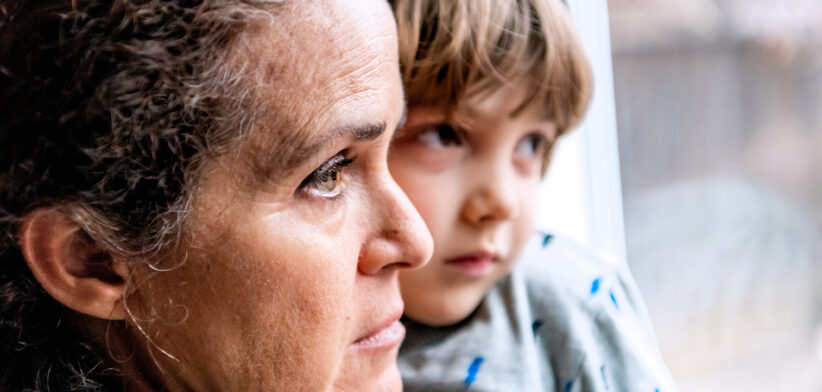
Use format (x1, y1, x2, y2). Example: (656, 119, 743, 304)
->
(400, 266, 508, 327)
(403, 298, 483, 327)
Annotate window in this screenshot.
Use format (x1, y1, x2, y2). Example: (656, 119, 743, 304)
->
(541, 1, 822, 389)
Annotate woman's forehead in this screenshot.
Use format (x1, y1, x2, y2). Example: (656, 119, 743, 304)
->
(205, 1, 405, 187)
(233, 2, 399, 114)
(237, 1, 397, 77)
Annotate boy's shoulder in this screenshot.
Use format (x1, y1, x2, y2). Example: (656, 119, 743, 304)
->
(515, 231, 656, 348)
(513, 232, 675, 391)
(516, 232, 624, 308)
(398, 232, 676, 392)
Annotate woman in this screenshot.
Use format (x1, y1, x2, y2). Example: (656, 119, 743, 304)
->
(0, 0, 432, 390)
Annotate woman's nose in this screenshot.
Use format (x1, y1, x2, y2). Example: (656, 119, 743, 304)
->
(357, 173, 433, 276)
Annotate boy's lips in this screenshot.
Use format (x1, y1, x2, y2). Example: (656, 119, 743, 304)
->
(444, 250, 498, 277)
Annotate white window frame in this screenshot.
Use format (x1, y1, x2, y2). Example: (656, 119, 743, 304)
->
(536, 0, 627, 262)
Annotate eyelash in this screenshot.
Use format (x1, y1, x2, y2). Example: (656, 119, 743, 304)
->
(417, 124, 463, 148)
(298, 153, 355, 199)
(517, 133, 550, 158)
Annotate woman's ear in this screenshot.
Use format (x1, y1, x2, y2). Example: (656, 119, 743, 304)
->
(17, 208, 129, 320)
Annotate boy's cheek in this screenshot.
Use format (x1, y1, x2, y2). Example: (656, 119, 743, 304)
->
(387, 168, 461, 249)
(514, 182, 540, 232)
(389, 142, 464, 173)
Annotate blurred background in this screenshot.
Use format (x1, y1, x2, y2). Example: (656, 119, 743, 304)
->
(609, 0, 822, 390)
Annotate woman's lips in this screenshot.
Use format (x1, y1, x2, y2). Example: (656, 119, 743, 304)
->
(351, 316, 405, 350)
(444, 250, 498, 277)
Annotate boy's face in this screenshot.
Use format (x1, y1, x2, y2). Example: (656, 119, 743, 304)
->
(389, 84, 558, 326)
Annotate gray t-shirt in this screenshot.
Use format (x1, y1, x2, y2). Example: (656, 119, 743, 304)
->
(398, 233, 677, 392)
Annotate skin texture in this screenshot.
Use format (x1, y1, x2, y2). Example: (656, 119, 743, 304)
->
(122, 1, 433, 390)
(389, 84, 557, 327)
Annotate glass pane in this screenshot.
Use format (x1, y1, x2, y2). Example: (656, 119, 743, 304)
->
(609, 0, 822, 390)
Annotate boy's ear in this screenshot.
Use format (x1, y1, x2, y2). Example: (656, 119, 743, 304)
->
(17, 208, 129, 320)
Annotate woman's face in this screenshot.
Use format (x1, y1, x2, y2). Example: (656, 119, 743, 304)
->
(127, 2, 432, 390)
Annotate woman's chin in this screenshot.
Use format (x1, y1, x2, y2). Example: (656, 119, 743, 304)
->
(370, 365, 403, 392)
(333, 351, 403, 392)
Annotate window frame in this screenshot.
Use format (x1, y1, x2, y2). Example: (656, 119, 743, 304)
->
(536, 0, 627, 262)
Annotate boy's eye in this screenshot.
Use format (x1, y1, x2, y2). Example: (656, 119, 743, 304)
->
(417, 124, 462, 148)
(515, 133, 548, 159)
(298, 153, 354, 198)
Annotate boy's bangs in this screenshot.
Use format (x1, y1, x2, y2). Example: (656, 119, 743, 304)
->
(396, 0, 592, 134)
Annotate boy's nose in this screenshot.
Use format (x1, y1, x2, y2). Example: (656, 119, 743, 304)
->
(460, 170, 519, 226)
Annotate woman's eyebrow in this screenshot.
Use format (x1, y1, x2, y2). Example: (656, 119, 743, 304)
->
(282, 121, 387, 171)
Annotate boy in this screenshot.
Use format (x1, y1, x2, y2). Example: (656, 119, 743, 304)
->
(387, 0, 677, 390)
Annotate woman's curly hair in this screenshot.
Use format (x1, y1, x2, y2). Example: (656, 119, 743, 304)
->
(0, 0, 278, 389)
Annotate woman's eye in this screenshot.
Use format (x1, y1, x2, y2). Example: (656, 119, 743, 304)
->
(299, 153, 354, 198)
(515, 134, 548, 159)
(417, 124, 462, 148)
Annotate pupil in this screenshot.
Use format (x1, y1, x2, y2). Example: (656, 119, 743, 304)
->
(438, 126, 456, 144)
(322, 171, 338, 192)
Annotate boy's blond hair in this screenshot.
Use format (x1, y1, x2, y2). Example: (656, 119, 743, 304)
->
(392, 0, 592, 138)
